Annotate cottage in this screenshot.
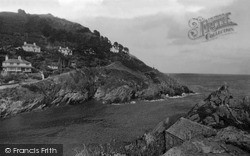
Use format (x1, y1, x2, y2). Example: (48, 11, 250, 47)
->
(22, 42, 41, 53)
(58, 47, 72, 55)
(2, 55, 32, 74)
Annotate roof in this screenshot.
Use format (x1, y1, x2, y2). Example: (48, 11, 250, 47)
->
(3, 59, 31, 64)
(23, 44, 40, 48)
(59, 48, 71, 51)
(2, 65, 32, 68)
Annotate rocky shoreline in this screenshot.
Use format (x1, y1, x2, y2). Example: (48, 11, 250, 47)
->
(0, 62, 192, 118)
(78, 85, 250, 156)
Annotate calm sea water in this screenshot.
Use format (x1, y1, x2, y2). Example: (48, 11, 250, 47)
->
(170, 74, 250, 97)
(0, 74, 249, 155)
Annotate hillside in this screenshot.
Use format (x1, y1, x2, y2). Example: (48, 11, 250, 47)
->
(0, 10, 193, 118)
(0, 10, 92, 47)
(0, 62, 192, 118)
(0, 10, 149, 74)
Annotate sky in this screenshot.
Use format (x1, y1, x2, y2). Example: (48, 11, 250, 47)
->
(0, 0, 250, 74)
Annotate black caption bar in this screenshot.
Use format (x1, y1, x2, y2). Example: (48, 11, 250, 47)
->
(0, 144, 63, 156)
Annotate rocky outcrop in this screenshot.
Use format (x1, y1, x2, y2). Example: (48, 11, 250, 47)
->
(77, 116, 250, 156)
(166, 117, 217, 140)
(0, 62, 192, 118)
(187, 85, 250, 130)
(161, 86, 250, 156)
(0, 68, 96, 118)
(162, 118, 250, 156)
(85, 85, 250, 156)
(216, 126, 250, 152)
(163, 136, 249, 156)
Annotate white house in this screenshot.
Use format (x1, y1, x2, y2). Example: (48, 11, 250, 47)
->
(2, 55, 32, 74)
(47, 62, 59, 70)
(110, 47, 118, 53)
(58, 47, 72, 55)
(48, 65, 58, 70)
(22, 42, 41, 53)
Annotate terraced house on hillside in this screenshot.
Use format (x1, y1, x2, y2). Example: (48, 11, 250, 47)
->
(1, 55, 32, 75)
(22, 42, 41, 53)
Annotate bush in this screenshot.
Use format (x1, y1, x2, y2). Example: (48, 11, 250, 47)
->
(0, 73, 28, 83)
(28, 73, 42, 80)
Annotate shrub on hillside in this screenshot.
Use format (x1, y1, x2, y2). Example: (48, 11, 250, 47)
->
(0, 73, 28, 84)
(28, 73, 42, 80)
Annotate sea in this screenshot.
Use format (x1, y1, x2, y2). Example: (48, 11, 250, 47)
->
(0, 74, 249, 155)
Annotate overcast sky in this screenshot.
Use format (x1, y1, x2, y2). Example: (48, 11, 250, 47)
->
(1, 0, 250, 74)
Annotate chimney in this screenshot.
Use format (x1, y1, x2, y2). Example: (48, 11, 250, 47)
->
(24, 42, 27, 45)
(18, 56, 21, 60)
(33, 43, 36, 46)
(5, 55, 8, 61)
(59, 46, 61, 49)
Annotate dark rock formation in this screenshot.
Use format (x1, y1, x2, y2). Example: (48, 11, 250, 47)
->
(0, 62, 192, 118)
(166, 117, 217, 140)
(216, 126, 250, 152)
(62, 85, 250, 155)
(162, 117, 250, 156)
(161, 86, 250, 156)
(187, 85, 250, 131)
(163, 136, 249, 156)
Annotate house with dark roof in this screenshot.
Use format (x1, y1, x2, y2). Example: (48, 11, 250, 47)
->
(22, 42, 41, 53)
(2, 55, 32, 74)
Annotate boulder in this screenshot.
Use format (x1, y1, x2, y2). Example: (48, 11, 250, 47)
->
(165, 131, 184, 152)
(94, 85, 134, 104)
(216, 126, 250, 152)
(187, 85, 250, 130)
(124, 131, 166, 156)
(162, 137, 249, 156)
(152, 117, 170, 134)
(166, 117, 217, 141)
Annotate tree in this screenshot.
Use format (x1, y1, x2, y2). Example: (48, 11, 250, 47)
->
(18, 9, 26, 15)
(93, 30, 100, 37)
(118, 44, 123, 53)
(123, 47, 129, 54)
(113, 42, 119, 52)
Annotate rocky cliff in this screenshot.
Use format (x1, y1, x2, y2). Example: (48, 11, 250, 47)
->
(187, 85, 250, 131)
(80, 85, 250, 156)
(0, 62, 192, 118)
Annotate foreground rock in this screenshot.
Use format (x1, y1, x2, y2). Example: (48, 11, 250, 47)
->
(166, 117, 217, 140)
(216, 126, 250, 152)
(81, 85, 250, 156)
(77, 117, 250, 156)
(0, 62, 192, 118)
(163, 118, 249, 156)
(163, 136, 249, 156)
(161, 86, 250, 156)
(187, 85, 250, 131)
